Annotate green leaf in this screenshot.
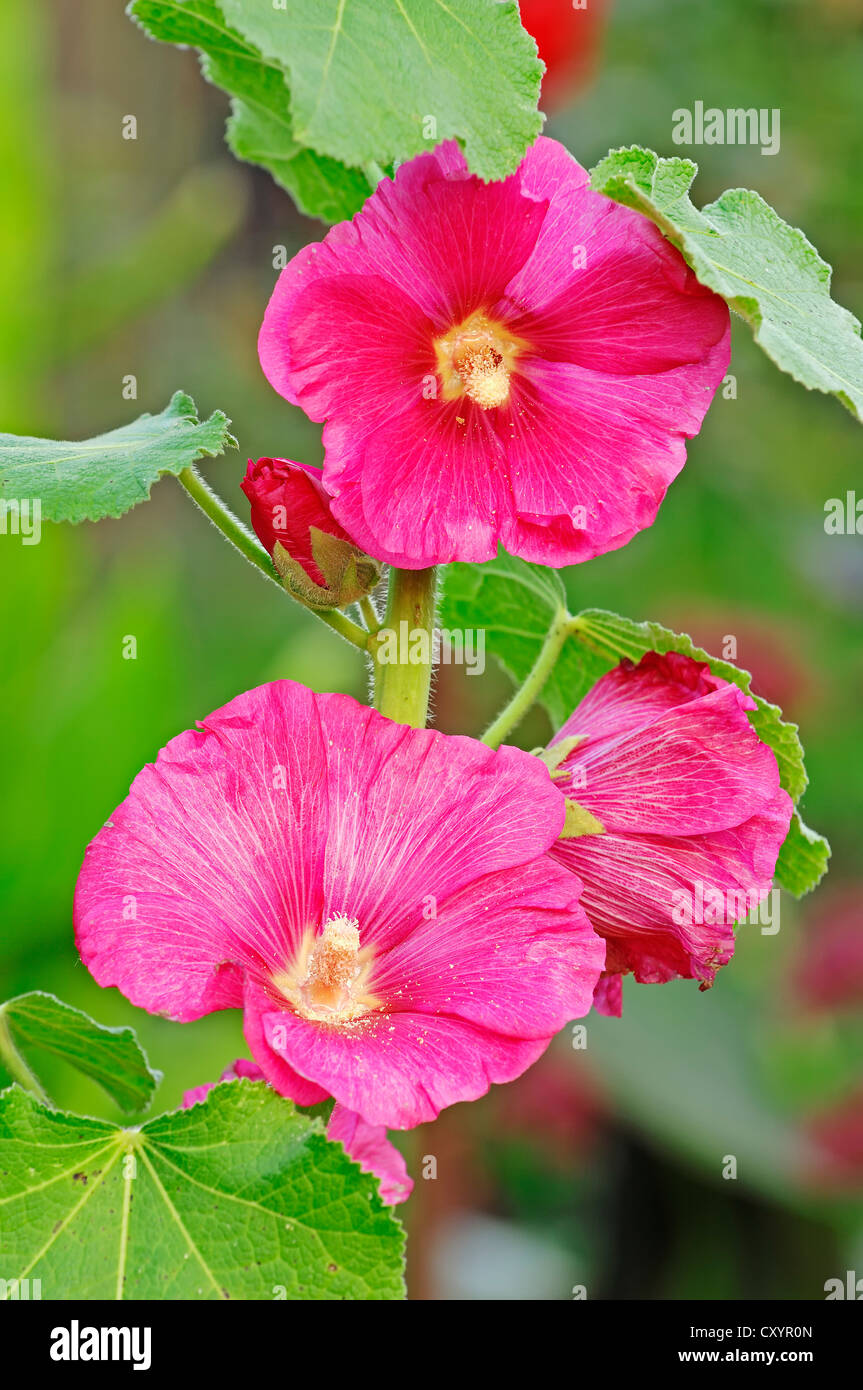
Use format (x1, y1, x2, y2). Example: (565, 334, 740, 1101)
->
(128, 0, 372, 222)
(0, 1081, 405, 1300)
(589, 145, 863, 423)
(0, 390, 236, 524)
(220, 0, 543, 182)
(441, 554, 829, 895)
(0, 994, 160, 1115)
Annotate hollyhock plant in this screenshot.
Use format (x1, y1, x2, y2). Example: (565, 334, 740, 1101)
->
(74, 680, 605, 1130)
(241, 456, 380, 610)
(545, 652, 793, 1015)
(258, 137, 730, 570)
(183, 1059, 413, 1205)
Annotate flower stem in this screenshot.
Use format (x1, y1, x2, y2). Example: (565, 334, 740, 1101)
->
(358, 595, 381, 633)
(480, 607, 574, 749)
(371, 567, 438, 728)
(177, 465, 281, 582)
(363, 160, 387, 188)
(0, 1007, 50, 1105)
(176, 467, 369, 651)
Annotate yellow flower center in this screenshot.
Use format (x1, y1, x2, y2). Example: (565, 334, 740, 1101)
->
(434, 311, 527, 410)
(271, 914, 379, 1024)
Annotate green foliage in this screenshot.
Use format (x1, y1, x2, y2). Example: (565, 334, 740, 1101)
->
(130, 0, 541, 222)
(0, 390, 236, 523)
(0, 1081, 406, 1300)
(129, 0, 372, 223)
(221, 0, 543, 181)
(442, 554, 829, 895)
(590, 145, 863, 423)
(0, 993, 159, 1114)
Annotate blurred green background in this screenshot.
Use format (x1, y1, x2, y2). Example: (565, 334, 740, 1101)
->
(1, 0, 862, 1299)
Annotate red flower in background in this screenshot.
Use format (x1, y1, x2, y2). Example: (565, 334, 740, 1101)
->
(519, 0, 610, 109)
(790, 886, 863, 1015)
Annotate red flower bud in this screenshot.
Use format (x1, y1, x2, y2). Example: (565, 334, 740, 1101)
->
(241, 457, 381, 609)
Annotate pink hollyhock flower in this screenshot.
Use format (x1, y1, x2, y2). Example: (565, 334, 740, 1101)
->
(241, 457, 380, 609)
(545, 652, 793, 1014)
(182, 1059, 412, 1205)
(258, 137, 730, 570)
(75, 681, 604, 1129)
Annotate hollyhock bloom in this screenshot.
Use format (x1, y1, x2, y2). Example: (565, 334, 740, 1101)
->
(182, 1059, 412, 1205)
(241, 457, 380, 609)
(75, 681, 604, 1129)
(545, 651, 793, 1015)
(258, 137, 730, 570)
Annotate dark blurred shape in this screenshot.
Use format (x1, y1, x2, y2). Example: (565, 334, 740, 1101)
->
(519, 0, 610, 109)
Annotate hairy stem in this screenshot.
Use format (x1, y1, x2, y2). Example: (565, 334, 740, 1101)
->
(480, 607, 574, 749)
(359, 594, 381, 632)
(371, 567, 438, 728)
(176, 467, 368, 651)
(0, 1007, 50, 1105)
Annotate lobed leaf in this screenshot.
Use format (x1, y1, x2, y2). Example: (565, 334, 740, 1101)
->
(0, 390, 236, 524)
(0, 1081, 406, 1300)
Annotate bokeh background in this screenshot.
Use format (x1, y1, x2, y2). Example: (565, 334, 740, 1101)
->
(2, 0, 862, 1299)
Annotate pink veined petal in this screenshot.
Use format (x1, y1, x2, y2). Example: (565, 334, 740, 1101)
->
(266, 273, 435, 440)
(551, 801, 792, 986)
(324, 321, 729, 570)
(327, 1104, 413, 1206)
(325, 395, 514, 566)
(246, 985, 553, 1129)
(370, 856, 604, 1037)
(554, 651, 725, 747)
(74, 682, 332, 1021)
(494, 342, 729, 565)
(592, 972, 623, 1018)
(567, 684, 785, 837)
(310, 708, 566, 958)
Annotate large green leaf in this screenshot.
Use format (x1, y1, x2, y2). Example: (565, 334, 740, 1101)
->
(221, 0, 543, 181)
(129, 0, 373, 222)
(441, 554, 829, 895)
(0, 993, 159, 1115)
(0, 1081, 405, 1300)
(0, 390, 236, 523)
(589, 145, 863, 423)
